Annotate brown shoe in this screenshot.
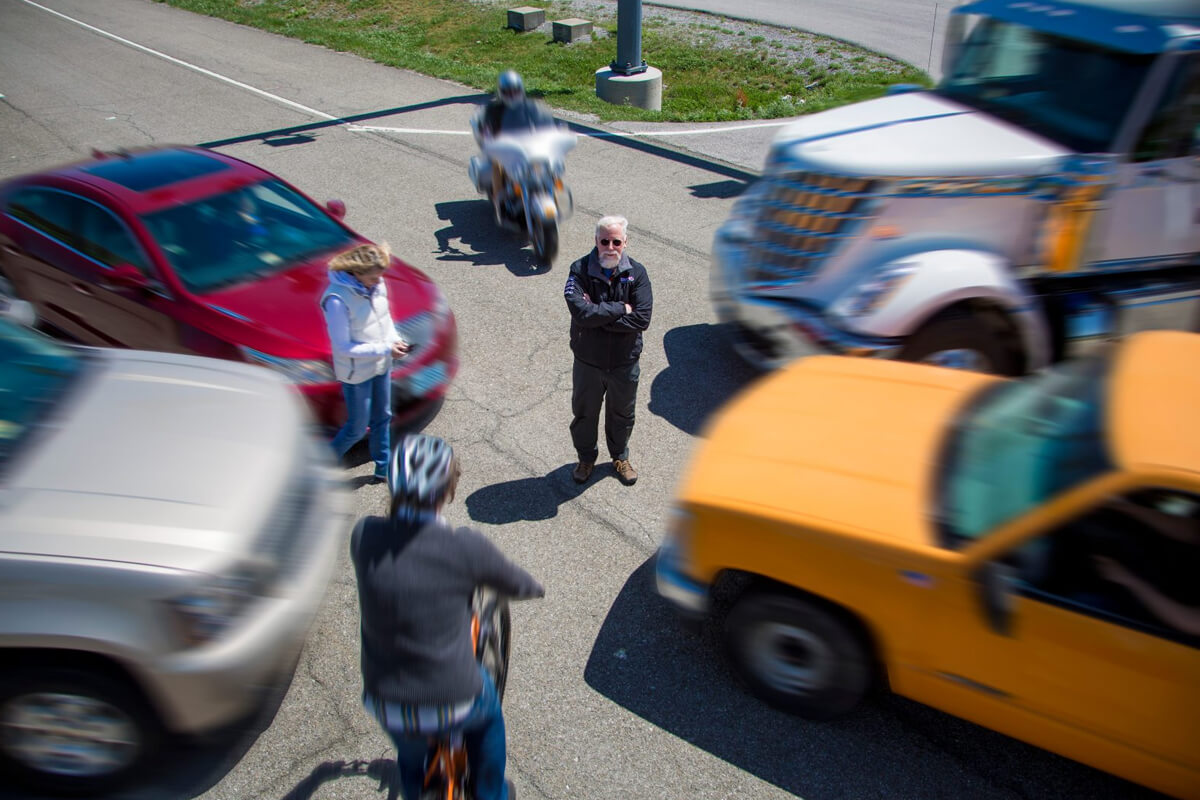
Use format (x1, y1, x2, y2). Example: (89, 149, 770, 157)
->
(613, 459, 638, 485)
(572, 461, 594, 484)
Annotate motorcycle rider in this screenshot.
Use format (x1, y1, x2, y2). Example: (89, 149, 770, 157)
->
(479, 70, 556, 139)
(350, 434, 544, 800)
(472, 70, 559, 225)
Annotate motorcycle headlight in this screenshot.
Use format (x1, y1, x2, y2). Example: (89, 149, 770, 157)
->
(167, 560, 274, 646)
(831, 261, 919, 319)
(238, 347, 335, 385)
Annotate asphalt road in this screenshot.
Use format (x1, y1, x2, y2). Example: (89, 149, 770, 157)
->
(0, 1, 1167, 799)
(654, 0, 951, 79)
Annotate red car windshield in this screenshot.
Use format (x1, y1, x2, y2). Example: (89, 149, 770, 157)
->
(140, 179, 355, 294)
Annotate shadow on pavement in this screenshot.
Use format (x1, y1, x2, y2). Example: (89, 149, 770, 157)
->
(432, 200, 547, 276)
(466, 464, 612, 524)
(198, 95, 486, 149)
(584, 558, 1164, 800)
(563, 121, 759, 182)
(648, 323, 759, 435)
(688, 179, 750, 199)
(276, 758, 401, 800)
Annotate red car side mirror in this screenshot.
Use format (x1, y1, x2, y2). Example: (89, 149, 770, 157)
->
(326, 200, 347, 220)
(109, 264, 150, 291)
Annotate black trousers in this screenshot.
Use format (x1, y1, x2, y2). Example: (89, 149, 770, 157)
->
(570, 358, 640, 463)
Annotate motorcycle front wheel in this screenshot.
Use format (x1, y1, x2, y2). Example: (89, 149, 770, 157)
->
(531, 214, 559, 267)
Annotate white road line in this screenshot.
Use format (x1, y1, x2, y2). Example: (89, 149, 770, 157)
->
(22, 0, 790, 141)
(20, 0, 336, 121)
(348, 125, 472, 136)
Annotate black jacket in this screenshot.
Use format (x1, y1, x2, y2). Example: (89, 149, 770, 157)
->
(351, 514, 543, 705)
(564, 250, 653, 369)
(481, 97, 556, 137)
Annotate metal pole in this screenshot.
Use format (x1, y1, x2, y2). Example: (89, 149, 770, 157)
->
(611, 0, 648, 76)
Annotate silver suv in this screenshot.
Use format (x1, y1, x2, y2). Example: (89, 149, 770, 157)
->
(0, 317, 347, 795)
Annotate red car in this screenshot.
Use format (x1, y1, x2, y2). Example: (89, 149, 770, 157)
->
(0, 145, 457, 428)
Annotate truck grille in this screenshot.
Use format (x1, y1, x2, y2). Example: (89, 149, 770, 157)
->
(750, 172, 877, 284)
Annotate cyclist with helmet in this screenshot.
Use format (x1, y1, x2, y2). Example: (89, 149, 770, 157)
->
(350, 434, 544, 800)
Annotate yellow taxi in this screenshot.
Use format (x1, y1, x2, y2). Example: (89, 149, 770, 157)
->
(656, 330, 1199, 799)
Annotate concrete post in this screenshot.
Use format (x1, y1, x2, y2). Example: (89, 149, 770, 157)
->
(596, 0, 662, 110)
(612, 0, 647, 75)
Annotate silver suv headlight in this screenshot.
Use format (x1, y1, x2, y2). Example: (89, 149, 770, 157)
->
(167, 559, 276, 646)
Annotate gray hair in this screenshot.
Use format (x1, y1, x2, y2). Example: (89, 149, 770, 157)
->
(594, 215, 629, 239)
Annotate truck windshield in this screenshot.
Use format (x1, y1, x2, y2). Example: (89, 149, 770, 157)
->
(938, 17, 1155, 153)
(0, 318, 83, 469)
(938, 355, 1113, 546)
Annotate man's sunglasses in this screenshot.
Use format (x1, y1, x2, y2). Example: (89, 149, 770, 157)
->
(598, 238, 624, 247)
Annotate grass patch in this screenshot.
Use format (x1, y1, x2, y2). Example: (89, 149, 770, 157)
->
(152, 0, 929, 122)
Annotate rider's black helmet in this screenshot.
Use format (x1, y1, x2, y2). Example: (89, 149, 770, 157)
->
(388, 434, 458, 515)
(497, 70, 525, 107)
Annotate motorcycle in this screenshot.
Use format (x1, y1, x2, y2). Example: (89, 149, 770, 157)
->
(469, 112, 577, 266)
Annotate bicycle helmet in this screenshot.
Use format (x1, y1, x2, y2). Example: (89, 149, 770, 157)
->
(497, 70, 525, 107)
(389, 434, 457, 512)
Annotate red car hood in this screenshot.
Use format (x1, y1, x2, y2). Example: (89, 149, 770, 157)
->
(198, 257, 430, 358)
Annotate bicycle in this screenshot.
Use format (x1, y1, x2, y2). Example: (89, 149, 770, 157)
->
(420, 587, 511, 800)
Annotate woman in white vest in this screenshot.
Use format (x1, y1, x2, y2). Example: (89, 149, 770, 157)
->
(321, 243, 410, 481)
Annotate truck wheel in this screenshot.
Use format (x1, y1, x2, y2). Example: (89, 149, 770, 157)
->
(899, 312, 1020, 375)
(0, 668, 161, 796)
(724, 591, 871, 719)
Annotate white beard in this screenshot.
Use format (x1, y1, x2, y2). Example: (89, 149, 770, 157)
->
(599, 252, 621, 269)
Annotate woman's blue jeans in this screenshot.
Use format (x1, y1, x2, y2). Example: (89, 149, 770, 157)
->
(387, 669, 508, 800)
(331, 372, 392, 475)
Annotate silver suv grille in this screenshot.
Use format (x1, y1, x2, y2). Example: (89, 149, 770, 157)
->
(257, 465, 320, 580)
(750, 172, 877, 284)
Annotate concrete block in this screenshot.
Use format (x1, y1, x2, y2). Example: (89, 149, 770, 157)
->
(596, 65, 663, 112)
(553, 18, 593, 44)
(507, 7, 545, 32)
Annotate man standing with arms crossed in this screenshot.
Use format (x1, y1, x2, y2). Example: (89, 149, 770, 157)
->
(564, 215, 653, 485)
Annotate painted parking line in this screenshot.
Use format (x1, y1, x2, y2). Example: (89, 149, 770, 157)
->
(23, 0, 790, 143)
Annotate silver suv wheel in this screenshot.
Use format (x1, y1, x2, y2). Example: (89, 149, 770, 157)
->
(1, 691, 140, 777)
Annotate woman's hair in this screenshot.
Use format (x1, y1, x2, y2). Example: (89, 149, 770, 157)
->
(329, 242, 391, 274)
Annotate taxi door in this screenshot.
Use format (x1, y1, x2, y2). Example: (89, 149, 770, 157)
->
(912, 486, 1200, 797)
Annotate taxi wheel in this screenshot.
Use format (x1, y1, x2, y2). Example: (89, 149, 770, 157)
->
(724, 591, 871, 720)
(0, 668, 161, 796)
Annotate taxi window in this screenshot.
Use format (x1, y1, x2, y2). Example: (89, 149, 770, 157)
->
(1013, 490, 1200, 647)
(938, 355, 1113, 545)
